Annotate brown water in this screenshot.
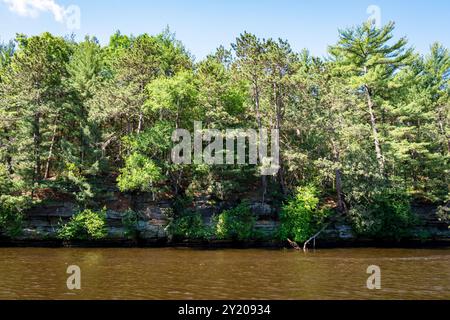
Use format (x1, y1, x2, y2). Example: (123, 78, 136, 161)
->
(0, 247, 449, 300)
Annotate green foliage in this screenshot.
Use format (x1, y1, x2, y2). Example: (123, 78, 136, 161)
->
(0, 165, 31, 237)
(0, 195, 30, 237)
(60, 162, 94, 204)
(171, 195, 194, 215)
(0, 24, 448, 242)
(117, 153, 163, 192)
(57, 208, 107, 240)
(278, 186, 330, 243)
(214, 202, 256, 241)
(0, 40, 14, 81)
(348, 188, 416, 239)
(122, 209, 141, 239)
(123, 121, 174, 157)
(168, 211, 211, 241)
(0, 163, 13, 194)
(436, 200, 449, 229)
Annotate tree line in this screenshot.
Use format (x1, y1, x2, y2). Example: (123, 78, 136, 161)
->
(0, 22, 449, 239)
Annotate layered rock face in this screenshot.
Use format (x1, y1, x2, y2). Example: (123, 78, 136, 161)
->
(16, 192, 281, 243)
(7, 192, 450, 246)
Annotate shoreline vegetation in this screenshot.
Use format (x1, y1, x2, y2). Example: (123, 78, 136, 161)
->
(0, 21, 449, 248)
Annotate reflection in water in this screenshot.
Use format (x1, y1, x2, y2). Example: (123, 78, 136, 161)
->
(0, 248, 449, 299)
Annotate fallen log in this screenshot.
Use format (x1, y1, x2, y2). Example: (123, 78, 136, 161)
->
(303, 224, 329, 252)
(287, 238, 301, 250)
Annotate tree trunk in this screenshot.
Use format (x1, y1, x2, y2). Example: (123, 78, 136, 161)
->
(44, 118, 59, 179)
(437, 109, 450, 154)
(365, 85, 385, 174)
(78, 103, 85, 166)
(332, 141, 346, 212)
(137, 111, 144, 133)
(4, 128, 14, 174)
(253, 79, 267, 202)
(274, 83, 286, 195)
(175, 98, 180, 129)
(335, 168, 345, 211)
(33, 111, 42, 182)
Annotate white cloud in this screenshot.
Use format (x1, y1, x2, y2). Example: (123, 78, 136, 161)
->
(2, 0, 66, 22)
(2, 0, 81, 29)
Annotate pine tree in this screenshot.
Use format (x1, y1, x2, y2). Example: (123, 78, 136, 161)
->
(391, 44, 449, 201)
(66, 36, 105, 173)
(0, 40, 15, 174)
(329, 22, 414, 175)
(1, 33, 71, 191)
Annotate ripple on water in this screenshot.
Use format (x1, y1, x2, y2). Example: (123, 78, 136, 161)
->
(0, 247, 449, 299)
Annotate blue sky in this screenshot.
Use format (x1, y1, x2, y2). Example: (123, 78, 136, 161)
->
(1, 0, 449, 61)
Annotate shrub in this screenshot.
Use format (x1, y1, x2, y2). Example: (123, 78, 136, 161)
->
(60, 162, 94, 205)
(122, 209, 141, 239)
(0, 164, 14, 194)
(57, 208, 107, 240)
(278, 186, 329, 243)
(117, 153, 162, 193)
(0, 195, 31, 237)
(172, 195, 194, 215)
(214, 202, 256, 241)
(437, 193, 449, 229)
(0, 165, 31, 237)
(168, 211, 211, 240)
(348, 188, 416, 239)
(437, 204, 449, 228)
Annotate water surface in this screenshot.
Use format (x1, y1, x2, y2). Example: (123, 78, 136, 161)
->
(0, 248, 449, 299)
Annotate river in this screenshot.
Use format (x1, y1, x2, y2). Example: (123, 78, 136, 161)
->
(0, 247, 448, 299)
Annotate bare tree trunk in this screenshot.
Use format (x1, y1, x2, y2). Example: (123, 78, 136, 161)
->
(437, 108, 450, 154)
(335, 168, 345, 210)
(274, 83, 286, 195)
(101, 135, 116, 158)
(6, 153, 13, 174)
(137, 111, 144, 133)
(126, 119, 132, 156)
(4, 128, 13, 174)
(365, 85, 385, 174)
(175, 98, 180, 129)
(44, 118, 58, 179)
(79, 105, 85, 166)
(332, 141, 346, 212)
(33, 111, 42, 182)
(254, 80, 267, 202)
(303, 224, 328, 251)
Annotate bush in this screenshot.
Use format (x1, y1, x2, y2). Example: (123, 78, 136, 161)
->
(60, 162, 94, 205)
(0, 164, 14, 194)
(168, 211, 211, 240)
(437, 194, 449, 229)
(117, 153, 162, 193)
(57, 208, 107, 240)
(278, 186, 329, 243)
(348, 188, 416, 239)
(214, 202, 256, 241)
(0, 195, 31, 237)
(172, 195, 194, 215)
(0, 165, 31, 237)
(437, 205, 449, 228)
(122, 209, 141, 239)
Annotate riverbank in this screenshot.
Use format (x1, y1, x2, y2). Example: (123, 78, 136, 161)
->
(1, 190, 449, 248)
